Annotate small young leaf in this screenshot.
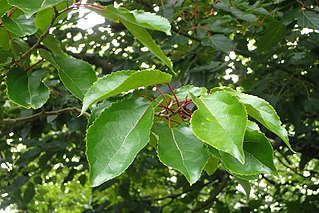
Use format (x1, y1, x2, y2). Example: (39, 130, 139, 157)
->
(204, 155, 219, 176)
(53, 55, 97, 100)
(41, 34, 66, 57)
(82, 70, 172, 113)
(86, 98, 154, 187)
(237, 93, 293, 152)
(2, 16, 37, 37)
(174, 85, 207, 100)
(191, 91, 247, 164)
(6, 68, 49, 109)
(235, 177, 251, 197)
(154, 123, 209, 185)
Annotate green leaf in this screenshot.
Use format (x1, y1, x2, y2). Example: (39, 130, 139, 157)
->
(0, 0, 11, 17)
(82, 70, 172, 113)
(0, 27, 11, 50)
(257, 19, 285, 52)
(94, 6, 174, 72)
(130, 10, 171, 36)
(236, 93, 293, 152)
(208, 128, 277, 176)
(6, 68, 50, 109)
(204, 155, 219, 176)
(52, 55, 97, 100)
(235, 177, 250, 197)
(2, 16, 37, 37)
(191, 91, 247, 163)
(201, 34, 234, 53)
(35, 7, 54, 32)
(174, 85, 207, 100)
(154, 123, 209, 185)
(7, 0, 64, 18)
(41, 34, 66, 57)
(121, 19, 174, 73)
(297, 10, 319, 29)
(86, 98, 154, 187)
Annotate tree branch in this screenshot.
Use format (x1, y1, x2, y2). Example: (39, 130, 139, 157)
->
(3, 107, 89, 124)
(191, 174, 229, 212)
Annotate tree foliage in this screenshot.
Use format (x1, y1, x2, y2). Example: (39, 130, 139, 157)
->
(1, 0, 319, 212)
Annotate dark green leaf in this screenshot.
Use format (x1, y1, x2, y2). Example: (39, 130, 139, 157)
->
(257, 19, 285, 52)
(86, 98, 154, 187)
(204, 155, 219, 176)
(202, 34, 234, 53)
(6, 68, 50, 109)
(2, 16, 37, 37)
(297, 10, 319, 29)
(53, 55, 97, 100)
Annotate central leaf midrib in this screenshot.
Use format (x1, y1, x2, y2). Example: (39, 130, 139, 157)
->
(200, 98, 236, 146)
(170, 128, 191, 178)
(100, 104, 149, 173)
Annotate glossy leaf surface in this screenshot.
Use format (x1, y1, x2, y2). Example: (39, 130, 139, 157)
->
(191, 91, 247, 163)
(86, 98, 153, 187)
(237, 93, 292, 151)
(82, 70, 172, 113)
(154, 124, 209, 185)
(2, 16, 37, 37)
(174, 85, 207, 100)
(6, 68, 49, 109)
(53, 55, 97, 100)
(208, 129, 277, 176)
(7, 0, 65, 18)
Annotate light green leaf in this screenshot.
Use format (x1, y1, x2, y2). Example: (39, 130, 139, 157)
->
(130, 10, 171, 35)
(7, 0, 64, 18)
(2, 16, 37, 37)
(257, 19, 285, 52)
(82, 70, 172, 113)
(191, 91, 247, 163)
(6, 68, 49, 109)
(86, 98, 154, 187)
(208, 129, 277, 176)
(237, 93, 293, 152)
(0, 0, 11, 17)
(53, 55, 97, 100)
(204, 155, 219, 176)
(35, 7, 54, 32)
(93, 6, 174, 72)
(174, 85, 207, 100)
(297, 10, 319, 29)
(154, 123, 209, 185)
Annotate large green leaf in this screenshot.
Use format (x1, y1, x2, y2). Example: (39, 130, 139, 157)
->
(257, 19, 285, 52)
(53, 55, 97, 100)
(191, 91, 247, 163)
(81, 70, 172, 113)
(297, 10, 319, 29)
(86, 98, 154, 187)
(208, 128, 277, 176)
(93, 6, 174, 72)
(154, 123, 209, 185)
(2, 16, 37, 37)
(7, 0, 65, 18)
(6, 68, 49, 109)
(237, 93, 293, 151)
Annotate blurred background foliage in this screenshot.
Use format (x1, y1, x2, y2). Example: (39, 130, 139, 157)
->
(1, 0, 319, 212)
